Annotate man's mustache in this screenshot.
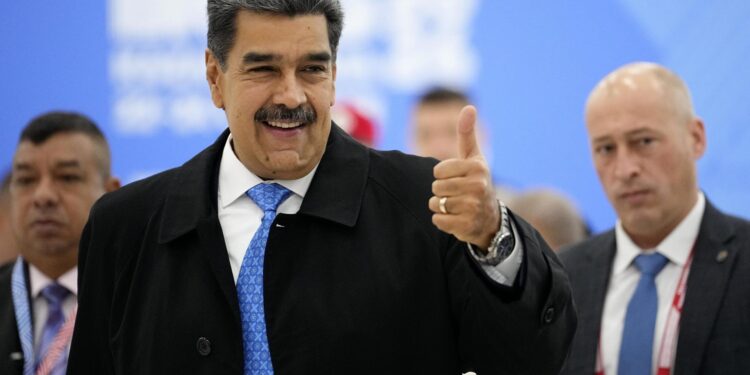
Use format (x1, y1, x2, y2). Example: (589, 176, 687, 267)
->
(255, 104, 317, 124)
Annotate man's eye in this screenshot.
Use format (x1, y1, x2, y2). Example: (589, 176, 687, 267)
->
(638, 137, 654, 146)
(60, 174, 82, 183)
(303, 65, 326, 73)
(13, 176, 35, 186)
(595, 144, 614, 155)
(248, 66, 275, 73)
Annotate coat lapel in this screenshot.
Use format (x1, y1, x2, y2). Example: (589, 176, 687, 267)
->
(674, 201, 738, 375)
(296, 125, 369, 227)
(156, 129, 239, 315)
(576, 232, 616, 374)
(151, 124, 370, 321)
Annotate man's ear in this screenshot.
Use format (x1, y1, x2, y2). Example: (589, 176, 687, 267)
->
(690, 117, 707, 160)
(105, 177, 121, 193)
(206, 49, 225, 109)
(330, 63, 337, 107)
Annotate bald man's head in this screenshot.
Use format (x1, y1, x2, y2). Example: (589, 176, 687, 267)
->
(586, 62, 696, 126)
(584, 62, 706, 249)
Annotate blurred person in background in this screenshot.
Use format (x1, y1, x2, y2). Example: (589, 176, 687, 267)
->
(559, 62, 750, 375)
(410, 86, 516, 202)
(0, 112, 119, 375)
(0, 171, 19, 264)
(510, 188, 589, 251)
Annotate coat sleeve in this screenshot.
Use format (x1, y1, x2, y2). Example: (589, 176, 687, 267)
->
(447, 211, 577, 375)
(67, 202, 116, 375)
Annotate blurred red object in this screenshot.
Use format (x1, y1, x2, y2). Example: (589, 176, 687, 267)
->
(331, 102, 378, 147)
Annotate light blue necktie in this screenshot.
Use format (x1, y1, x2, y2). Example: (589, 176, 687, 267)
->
(237, 183, 291, 375)
(618, 252, 669, 375)
(37, 283, 69, 375)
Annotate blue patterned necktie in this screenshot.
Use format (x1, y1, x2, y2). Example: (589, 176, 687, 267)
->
(237, 183, 291, 375)
(37, 283, 69, 375)
(618, 252, 669, 375)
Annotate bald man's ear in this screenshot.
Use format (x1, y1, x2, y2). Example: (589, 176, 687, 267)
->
(206, 49, 225, 109)
(105, 177, 121, 193)
(689, 117, 707, 159)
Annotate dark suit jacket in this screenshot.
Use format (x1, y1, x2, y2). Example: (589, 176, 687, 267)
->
(559, 200, 750, 375)
(67, 126, 576, 375)
(0, 261, 24, 375)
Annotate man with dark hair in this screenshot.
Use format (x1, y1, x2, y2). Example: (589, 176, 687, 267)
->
(559, 62, 750, 374)
(68, 1, 575, 374)
(411, 86, 516, 202)
(411, 86, 472, 161)
(0, 111, 120, 375)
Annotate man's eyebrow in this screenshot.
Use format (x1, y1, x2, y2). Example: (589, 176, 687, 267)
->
(13, 162, 33, 172)
(306, 52, 332, 62)
(241, 51, 331, 65)
(591, 135, 612, 144)
(54, 160, 82, 169)
(242, 52, 278, 64)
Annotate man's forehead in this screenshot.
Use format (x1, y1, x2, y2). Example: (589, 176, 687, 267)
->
(232, 11, 330, 52)
(13, 135, 96, 169)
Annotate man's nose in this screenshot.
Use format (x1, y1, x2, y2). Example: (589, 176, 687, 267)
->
(32, 176, 59, 208)
(272, 73, 307, 109)
(613, 151, 641, 181)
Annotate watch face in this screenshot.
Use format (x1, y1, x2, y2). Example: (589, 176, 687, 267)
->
(497, 235, 514, 256)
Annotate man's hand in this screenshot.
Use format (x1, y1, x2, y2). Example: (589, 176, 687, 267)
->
(429, 105, 500, 251)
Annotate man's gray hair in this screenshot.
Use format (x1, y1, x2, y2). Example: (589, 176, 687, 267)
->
(207, 0, 344, 70)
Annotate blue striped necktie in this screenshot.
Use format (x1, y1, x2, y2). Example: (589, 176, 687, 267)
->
(237, 183, 291, 375)
(618, 252, 669, 375)
(37, 283, 69, 375)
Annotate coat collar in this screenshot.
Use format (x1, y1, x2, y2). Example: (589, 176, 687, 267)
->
(157, 123, 369, 244)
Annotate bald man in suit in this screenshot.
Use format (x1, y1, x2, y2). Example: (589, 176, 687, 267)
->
(559, 62, 750, 375)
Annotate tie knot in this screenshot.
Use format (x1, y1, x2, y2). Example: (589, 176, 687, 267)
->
(634, 252, 669, 276)
(247, 183, 292, 212)
(41, 283, 69, 306)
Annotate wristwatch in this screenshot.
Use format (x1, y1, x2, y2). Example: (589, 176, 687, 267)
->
(469, 200, 515, 266)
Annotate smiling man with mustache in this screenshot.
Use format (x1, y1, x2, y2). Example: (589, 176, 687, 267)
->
(559, 62, 750, 375)
(65, 1, 577, 374)
(0, 112, 119, 375)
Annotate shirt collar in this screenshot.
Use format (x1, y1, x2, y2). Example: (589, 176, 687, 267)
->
(27, 263, 78, 298)
(218, 134, 318, 208)
(613, 192, 705, 274)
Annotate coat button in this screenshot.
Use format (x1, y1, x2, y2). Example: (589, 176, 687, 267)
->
(543, 307, 555, 324)
(196, 337, 211, 356)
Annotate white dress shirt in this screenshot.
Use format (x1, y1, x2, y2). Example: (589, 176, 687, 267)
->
(217, 135, 316, 282)
(600, 192, 705, 374)
(28, 264, 77, 354)
(217, 135, 522, 285)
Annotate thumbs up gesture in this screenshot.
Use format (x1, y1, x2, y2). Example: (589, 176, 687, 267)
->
(429, 106, 500, 251)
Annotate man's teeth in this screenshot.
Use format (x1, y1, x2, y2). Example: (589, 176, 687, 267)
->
(267, 121, 303, 129)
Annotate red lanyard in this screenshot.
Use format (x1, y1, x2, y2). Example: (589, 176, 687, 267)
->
(595, 249, 695, 375)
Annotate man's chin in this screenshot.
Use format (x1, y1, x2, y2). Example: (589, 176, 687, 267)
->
(621, 212, 660, 234)
(259, 153, 314, 180)
(30, 240, 77, 257)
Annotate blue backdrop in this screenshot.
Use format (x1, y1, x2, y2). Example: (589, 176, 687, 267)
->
(2, 0, 748, 232)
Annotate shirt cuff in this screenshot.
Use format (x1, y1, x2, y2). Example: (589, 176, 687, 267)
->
(468, 217, 524, 286)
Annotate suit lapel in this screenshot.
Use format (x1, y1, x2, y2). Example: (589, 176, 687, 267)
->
(0, 263, 23, 375)
(674, 201, 737, 375)
(156, 130, 239, 314)
(297, 124, 369, 227)
(577, 233, 616, 374)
